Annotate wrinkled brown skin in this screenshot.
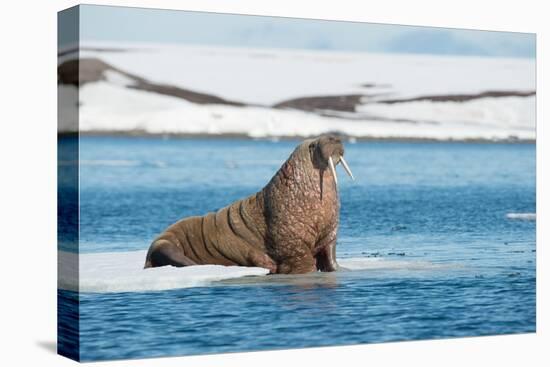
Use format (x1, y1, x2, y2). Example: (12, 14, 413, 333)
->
(144, 135, 345, 274)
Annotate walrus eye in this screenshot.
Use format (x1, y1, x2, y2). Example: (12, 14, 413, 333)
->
(340, 156, 355, 180)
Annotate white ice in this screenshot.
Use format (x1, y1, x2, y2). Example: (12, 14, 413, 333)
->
(506, 212, 536, 220)
(58, 250, 450, 293)
(338, 257, 450, 271)
(58, 250, 269, 293)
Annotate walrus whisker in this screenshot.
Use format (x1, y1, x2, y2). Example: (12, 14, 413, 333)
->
(340, 156, 354, 180)
(328, 156, 338, 186)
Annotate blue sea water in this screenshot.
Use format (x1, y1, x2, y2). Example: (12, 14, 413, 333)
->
(58, 137, 536, 361)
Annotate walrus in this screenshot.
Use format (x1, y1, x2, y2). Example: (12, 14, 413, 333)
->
(144, 135, 354, 274)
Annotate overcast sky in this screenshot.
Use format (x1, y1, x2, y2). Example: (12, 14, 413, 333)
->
(65, 4, 535, 58)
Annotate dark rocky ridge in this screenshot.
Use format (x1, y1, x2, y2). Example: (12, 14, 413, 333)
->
(377, 90, 536, 104)
(272, 90, 536, 114)
(58, 58, 245, 106)
(273, 94, 368, 113)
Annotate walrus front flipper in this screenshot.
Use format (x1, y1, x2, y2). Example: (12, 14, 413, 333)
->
(274, 238, 317, 274)
(144, 239, 197, 268)
(315, 243, 339, 272)
(315, 231, 339, 272)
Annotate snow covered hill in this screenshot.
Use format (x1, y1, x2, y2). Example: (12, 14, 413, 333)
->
(58, 42, 536, 140)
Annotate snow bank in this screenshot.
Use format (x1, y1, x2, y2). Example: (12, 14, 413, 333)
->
(357, 96, 535, 131)
(59, 42, 536, 140)
(78, 42, 535, 106)
(75, 80, 535, 140)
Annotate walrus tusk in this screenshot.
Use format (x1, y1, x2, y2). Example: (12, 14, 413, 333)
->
(340, 156, 354, 180)
(328, 156, 338, 186)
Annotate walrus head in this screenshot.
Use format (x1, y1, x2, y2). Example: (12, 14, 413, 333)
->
(309, 135, 354, 186)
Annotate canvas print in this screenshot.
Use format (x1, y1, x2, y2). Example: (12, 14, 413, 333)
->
(57, 5, 536, 362)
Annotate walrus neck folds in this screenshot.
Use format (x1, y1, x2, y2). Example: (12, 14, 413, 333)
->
(257, 139, 340, 273)
(262, 140, 339, 230)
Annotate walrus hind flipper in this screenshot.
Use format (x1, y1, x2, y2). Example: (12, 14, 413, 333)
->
(144, 240, 197, 268)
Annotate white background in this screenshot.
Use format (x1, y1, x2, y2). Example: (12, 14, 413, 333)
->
(0, 0, 547, 366)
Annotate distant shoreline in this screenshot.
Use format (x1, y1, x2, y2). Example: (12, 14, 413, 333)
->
(58, 131, 536, 144)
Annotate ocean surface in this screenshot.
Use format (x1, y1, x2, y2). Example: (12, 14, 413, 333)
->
(58, 137, 536, 361)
